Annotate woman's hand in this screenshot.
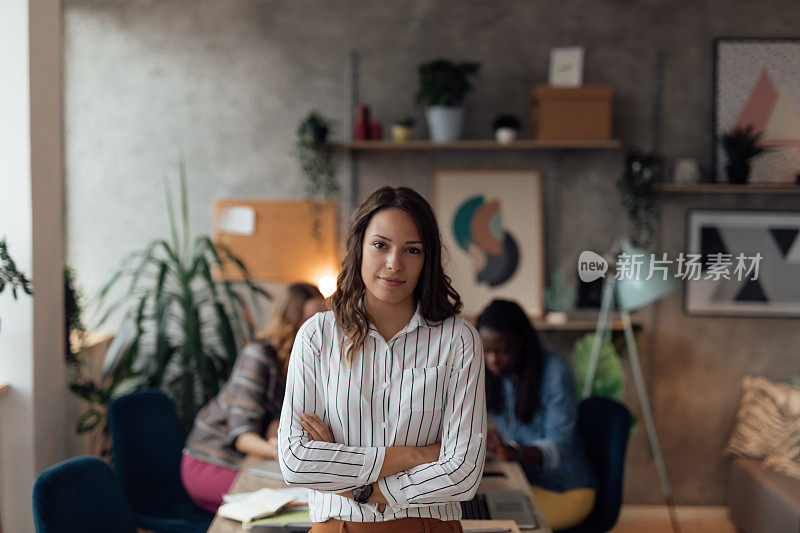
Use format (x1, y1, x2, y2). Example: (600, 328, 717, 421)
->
(486, 428, 516, 460)
(301, 413, 334, 442)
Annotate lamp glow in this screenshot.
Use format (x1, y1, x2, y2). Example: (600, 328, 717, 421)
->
(317, 275, 337, 298)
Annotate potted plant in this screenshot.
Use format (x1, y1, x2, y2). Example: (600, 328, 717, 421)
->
(492, 113, 521, 144)
(721, 125, 768, 184)
(617, 151, 660, 248)
(391, 117, 416, 142)
(70, 164, 270, 433)
(295, 112, 337, 201)
(295, 111, 339, 239)
(416, 59, 480, 143)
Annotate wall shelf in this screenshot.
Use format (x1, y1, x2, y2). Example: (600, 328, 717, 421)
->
(655, 183, 800, 194)
(332, 139, 623, 151)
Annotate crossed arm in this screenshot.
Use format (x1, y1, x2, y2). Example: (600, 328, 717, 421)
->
(278, 318, 486, 512)
(300, 413, 439, 505)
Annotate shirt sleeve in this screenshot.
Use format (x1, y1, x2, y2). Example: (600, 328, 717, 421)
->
(278, 316, 386, 492)
(378, 319, 487, 512)
(224, 344, 279, 445)
(530, 353, 579, 471)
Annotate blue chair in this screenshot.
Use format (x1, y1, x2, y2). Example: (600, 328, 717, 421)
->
(32, 455, 138, 533)
(560, 396, 632, 533)
(108, 389, 214, 533)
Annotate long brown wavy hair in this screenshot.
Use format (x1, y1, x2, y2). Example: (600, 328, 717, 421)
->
(330, 186, 462, 363)
(260, 282, 324, 373)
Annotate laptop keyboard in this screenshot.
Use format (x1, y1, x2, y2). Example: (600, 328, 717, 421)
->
(460, 493, 491, 520)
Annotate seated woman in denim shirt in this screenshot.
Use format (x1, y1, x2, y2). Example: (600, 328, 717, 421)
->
(477, 299, 596, 531)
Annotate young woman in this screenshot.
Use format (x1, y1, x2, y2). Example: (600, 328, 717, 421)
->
(181, 282, 326, 512)
(278, 187, 487, 533)
(477, 299, 596, 531)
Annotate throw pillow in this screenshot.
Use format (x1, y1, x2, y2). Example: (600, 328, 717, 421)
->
(725, 376, 800, 460)
(764, 455, 800, 481)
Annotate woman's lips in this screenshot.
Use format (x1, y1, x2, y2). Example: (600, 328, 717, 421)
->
(379, 277, 405, 287)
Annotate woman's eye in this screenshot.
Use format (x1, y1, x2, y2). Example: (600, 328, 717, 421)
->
(372, 241, 386, 249)
(407, 247, 421, 255)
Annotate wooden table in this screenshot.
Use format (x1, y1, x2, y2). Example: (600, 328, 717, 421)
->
(209, 457, 549, 533)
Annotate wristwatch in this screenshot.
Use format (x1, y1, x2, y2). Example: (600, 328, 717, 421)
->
(352, 483, 373, 504)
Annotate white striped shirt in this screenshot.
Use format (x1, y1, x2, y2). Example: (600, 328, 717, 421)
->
(277, 305, 487, 523)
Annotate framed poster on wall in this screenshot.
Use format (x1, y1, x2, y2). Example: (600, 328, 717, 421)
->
(714, 38, 800, 183)
(431, 169, 544, 318)
(685, 209, 800, 317)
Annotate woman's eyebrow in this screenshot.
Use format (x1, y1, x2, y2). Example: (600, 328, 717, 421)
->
(370, 234, 422, 245)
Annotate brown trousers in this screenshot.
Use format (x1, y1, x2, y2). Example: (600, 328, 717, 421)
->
(311, 517, 463, 533)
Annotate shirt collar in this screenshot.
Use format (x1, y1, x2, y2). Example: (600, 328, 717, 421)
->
(367, 302, 431, 341)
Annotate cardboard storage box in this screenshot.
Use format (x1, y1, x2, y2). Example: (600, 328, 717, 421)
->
(529, 85, 613, 140)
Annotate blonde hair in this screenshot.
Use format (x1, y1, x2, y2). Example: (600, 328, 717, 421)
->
(260, 282, 324, 373)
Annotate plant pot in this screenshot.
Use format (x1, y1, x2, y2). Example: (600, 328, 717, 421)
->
(495, 127, 518, 144)
(726, 162, 750, 184)
(391, 125, 412, 142)
(425, 106, 464, 143)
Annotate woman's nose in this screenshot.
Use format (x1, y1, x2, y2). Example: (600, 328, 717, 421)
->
(386, 249, 401, 271)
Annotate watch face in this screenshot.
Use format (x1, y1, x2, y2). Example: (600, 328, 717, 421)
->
(354, 483, 372, 503)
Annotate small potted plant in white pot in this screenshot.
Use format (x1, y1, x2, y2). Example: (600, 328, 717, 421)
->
(416, 59, 480, 143)
(492, 113, 521, 144)
(391, 117, 415, 142)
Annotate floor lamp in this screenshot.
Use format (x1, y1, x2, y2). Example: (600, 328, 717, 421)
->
(582, 240, 681, 533)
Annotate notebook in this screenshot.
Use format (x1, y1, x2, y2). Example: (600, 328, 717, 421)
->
(217, 487, 296, 523)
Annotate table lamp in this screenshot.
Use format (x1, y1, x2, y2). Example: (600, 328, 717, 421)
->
(582, 239, 681, 533)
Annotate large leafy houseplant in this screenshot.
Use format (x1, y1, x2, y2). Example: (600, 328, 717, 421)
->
(69, 164, 269, 434)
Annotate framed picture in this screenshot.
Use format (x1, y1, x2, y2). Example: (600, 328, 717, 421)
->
(431, 169, 544, 318)
(549, 47, 584, 87)
(713, 38, 800, 183)
(685, 210, 800, 317)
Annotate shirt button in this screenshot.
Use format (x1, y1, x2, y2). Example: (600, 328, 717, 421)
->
(381, 422, 387, 429)
(478, 433, 484, 439)
(382, 382, 389, 389)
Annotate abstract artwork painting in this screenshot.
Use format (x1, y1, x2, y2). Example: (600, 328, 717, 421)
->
(431, 169, 544, 317)
(685, 210, 800, 317)
(714, 39, 800, 183)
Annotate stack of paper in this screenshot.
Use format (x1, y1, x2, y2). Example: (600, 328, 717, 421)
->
(217, 488, 296, 523)
(243, 507, 312, 530)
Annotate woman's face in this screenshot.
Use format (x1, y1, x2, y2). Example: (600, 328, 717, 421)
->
(360, 207, 425, 309)
(479, 328, 520, 377)
(302, 297, 327, 322)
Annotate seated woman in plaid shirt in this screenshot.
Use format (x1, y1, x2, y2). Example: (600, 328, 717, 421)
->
(181, 282, 326, 512)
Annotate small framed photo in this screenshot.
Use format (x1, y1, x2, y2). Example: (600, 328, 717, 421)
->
(549, 47, 584, 87)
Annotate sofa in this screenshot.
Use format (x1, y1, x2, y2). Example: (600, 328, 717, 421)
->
(728, 456, 800, 532)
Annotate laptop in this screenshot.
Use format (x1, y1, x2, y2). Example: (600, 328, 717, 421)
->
(461, 489, 539, 530)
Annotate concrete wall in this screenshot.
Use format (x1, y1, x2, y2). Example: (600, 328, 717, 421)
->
(63, 0, 800, 504)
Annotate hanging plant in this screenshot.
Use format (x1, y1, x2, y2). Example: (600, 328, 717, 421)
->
(294, 111, 339, 239)
(617, 152, 660, 249)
